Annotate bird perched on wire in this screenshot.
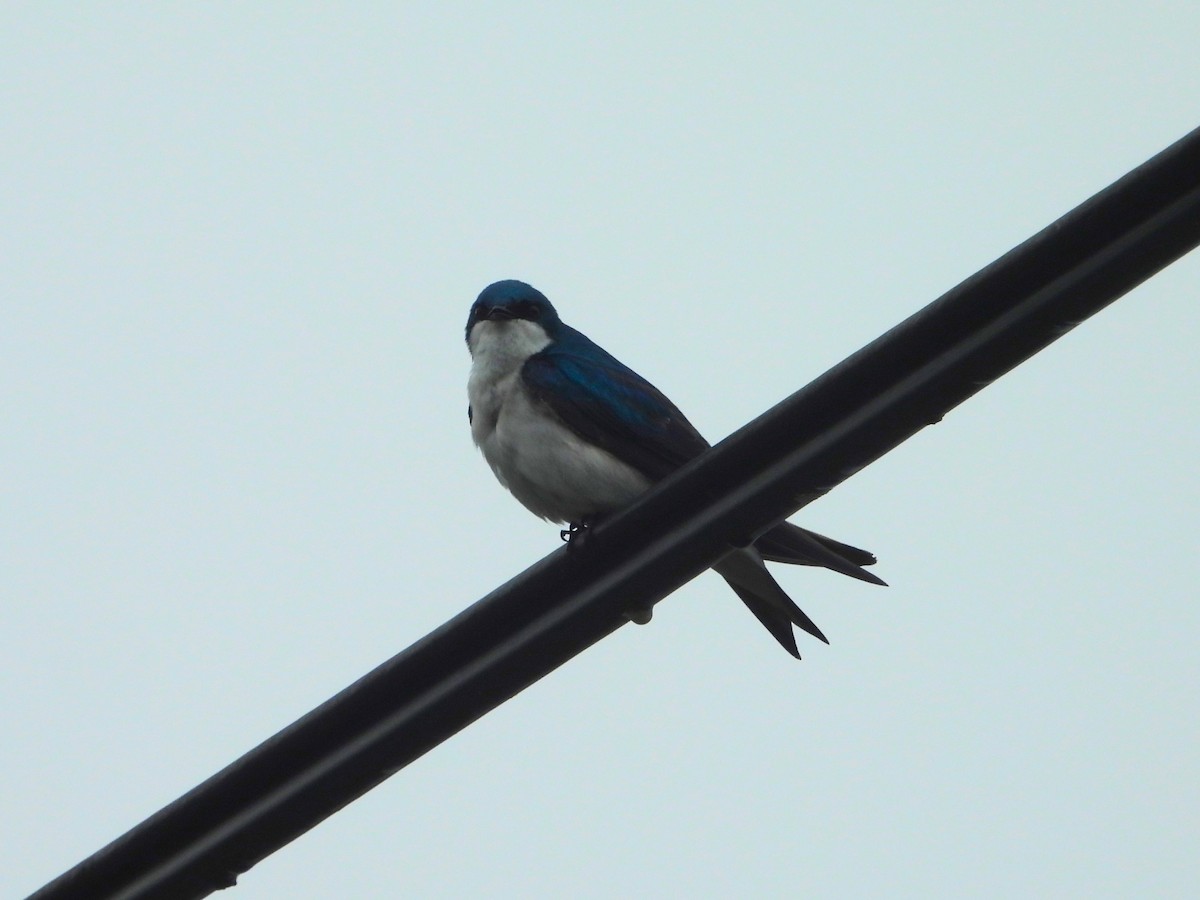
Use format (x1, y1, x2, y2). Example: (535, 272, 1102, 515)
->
(465, 279, 884, 658)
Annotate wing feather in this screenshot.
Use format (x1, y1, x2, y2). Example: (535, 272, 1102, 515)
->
(521, 338, 709, 482)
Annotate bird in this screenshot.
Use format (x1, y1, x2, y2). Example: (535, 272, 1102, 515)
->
(465, 279, 884, 658)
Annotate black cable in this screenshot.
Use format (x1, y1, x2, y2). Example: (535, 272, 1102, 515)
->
(30, 125, 1200, 900)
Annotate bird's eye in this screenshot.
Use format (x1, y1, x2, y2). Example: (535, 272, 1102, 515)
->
(515, 300, 539, 319)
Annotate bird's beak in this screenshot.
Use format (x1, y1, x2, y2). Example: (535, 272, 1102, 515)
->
(485, 306, 516, 321)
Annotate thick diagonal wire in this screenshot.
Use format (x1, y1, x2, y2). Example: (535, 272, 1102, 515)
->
(30, 125, 1200, 900)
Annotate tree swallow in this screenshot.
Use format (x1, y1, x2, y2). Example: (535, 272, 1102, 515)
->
(466, 279, 884, 658)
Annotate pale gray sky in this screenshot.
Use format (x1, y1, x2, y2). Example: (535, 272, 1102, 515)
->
(4, 5, 1198, 898)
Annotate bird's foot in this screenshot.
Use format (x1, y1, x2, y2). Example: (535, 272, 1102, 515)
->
(560, 515, 600, 549)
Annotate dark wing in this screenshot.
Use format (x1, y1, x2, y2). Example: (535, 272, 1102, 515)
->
(522, 339, 710, 482)
(753, 521, 886, 586)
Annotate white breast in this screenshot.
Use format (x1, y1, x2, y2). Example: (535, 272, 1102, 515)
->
(467, 321, 651, 524)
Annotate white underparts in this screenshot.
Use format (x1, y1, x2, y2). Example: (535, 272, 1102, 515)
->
(467, 320, 651, 523)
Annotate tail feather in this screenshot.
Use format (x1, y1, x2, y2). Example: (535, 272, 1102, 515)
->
(710, 523, 887, 658)
(714, 549, 829, 659)
(723, 579, 803, 659)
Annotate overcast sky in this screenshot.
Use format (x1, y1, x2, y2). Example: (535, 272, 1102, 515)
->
(5, 5, 1199, 898)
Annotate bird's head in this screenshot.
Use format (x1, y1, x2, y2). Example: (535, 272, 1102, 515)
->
(465, 280, 562, 353)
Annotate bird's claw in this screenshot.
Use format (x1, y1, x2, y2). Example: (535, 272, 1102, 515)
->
(560, 516, 599, 549)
